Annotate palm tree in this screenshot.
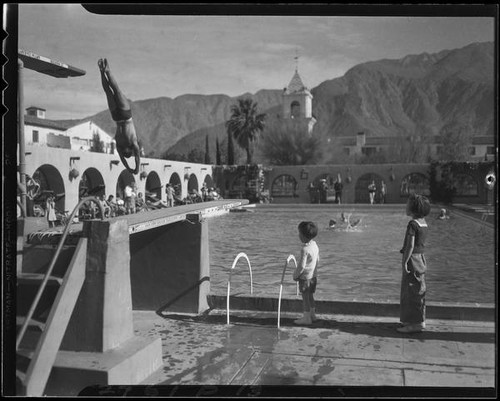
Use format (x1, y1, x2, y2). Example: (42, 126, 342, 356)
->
(225, 98, 266, 165)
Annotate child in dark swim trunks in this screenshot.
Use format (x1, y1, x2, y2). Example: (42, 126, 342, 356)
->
(293, 221, 320, 325)
(98, 58, 141, 174)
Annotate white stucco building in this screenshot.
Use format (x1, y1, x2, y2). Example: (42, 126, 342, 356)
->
(24, 106, 116, 154)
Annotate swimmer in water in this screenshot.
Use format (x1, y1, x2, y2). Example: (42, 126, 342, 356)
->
(328, 219, 336, 229)
(345, 213, 362, 230)
(436, 208, 450, 220)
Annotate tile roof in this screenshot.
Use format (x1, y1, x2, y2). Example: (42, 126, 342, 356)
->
(286, 70, 307, 94)
(24, 114, 76, 131)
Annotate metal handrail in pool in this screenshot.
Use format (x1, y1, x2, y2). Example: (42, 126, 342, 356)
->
(277, 254, 299, 329)
(226, 252, 253, 325)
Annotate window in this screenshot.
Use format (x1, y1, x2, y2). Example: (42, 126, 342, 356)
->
(32, 130, 39, 143)
(362, 147, 377, 156)
(468, 147, 476, 156)
(486, 146, 495, 155)
(271, 175, 297, 197)
(290, 101, 300, 118)
(400, 173, 430, 197)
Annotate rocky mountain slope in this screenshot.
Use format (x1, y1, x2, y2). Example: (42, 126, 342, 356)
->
(59, 41, 494, 163)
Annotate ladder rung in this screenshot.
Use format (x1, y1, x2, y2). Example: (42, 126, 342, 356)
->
(17, 273, 63, 286)
(16, 316, 46, 331)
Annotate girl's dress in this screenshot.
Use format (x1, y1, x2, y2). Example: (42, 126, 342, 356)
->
(400, 219, 428, 324)
(46, 199, 56, 226)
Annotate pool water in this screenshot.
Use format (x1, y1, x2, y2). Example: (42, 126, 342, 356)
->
(208, 205, 496, 304)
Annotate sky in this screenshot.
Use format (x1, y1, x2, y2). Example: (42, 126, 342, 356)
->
(14, 4, 496, 120)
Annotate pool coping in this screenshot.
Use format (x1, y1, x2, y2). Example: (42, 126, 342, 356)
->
(207, 293, 496, 322)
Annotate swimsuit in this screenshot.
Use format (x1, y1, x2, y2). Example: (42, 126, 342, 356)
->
(111, 108, 132, 122)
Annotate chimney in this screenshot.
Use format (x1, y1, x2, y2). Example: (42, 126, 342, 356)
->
(356, 131, 366, 147)
(26, 106, 46, 119)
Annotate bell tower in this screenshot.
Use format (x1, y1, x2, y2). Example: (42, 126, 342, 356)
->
(282, 54, 316, 133)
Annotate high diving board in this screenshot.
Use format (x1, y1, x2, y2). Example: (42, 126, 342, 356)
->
(127, 199, 249, 234)
(18, 49, 86, 78)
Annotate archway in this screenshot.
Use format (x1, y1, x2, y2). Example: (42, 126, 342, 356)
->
(79, 167, 106, 199)
(355, 173, 384, 203)
(30, 164, 66, 217)
(145, 171, 162, 199)
(116, 169, 136, 200)
(400, 173, 430, 197)
(312, 173, 335, 204)
(169, 172, 182, 199)
(271, 174, 297, 198)
(187, 174, 199, 194)
(203, 174, 215, 190)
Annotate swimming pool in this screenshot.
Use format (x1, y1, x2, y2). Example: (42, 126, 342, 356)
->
(208, 205, 495, 304)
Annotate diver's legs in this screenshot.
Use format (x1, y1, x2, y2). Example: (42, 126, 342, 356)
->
(101, 59, 130, 110)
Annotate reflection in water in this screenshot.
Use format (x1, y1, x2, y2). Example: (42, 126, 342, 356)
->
(208, 207, 495, 303)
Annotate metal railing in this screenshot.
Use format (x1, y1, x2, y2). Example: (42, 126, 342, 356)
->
(16, 196, 104, 350)
(277, 254, 299, 329)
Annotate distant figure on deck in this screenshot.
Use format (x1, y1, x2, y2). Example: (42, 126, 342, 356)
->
(165, 183, 175, 207)
(368, 180, 376, 205)
(124, 184, 135, 214)
(380, 180, 387, 204)
(334, 174, 343, 204)
(46, 195, 57, 228)
(98, 58, 140, 174)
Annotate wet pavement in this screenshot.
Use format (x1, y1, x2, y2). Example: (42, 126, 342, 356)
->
(131, 308, 496, 394)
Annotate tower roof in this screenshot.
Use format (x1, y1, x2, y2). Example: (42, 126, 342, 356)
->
(286, 70, 308, 94)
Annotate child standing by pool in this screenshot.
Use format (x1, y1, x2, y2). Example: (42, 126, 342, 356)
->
(293, 221, 320, 325)
(398, 193, 431, 333)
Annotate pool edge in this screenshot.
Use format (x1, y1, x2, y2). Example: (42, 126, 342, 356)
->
(207, 293, 495, 322)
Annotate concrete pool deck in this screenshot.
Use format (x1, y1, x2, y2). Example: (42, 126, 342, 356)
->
(124, 308, 496, 396)
(78, 301, 496, 396)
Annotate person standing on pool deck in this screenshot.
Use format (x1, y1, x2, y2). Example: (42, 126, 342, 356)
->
(98, 58, 141, 174)
(397, 193, 431, 333)
(368, 180, 377, 204)
(293, 221, 320, 325)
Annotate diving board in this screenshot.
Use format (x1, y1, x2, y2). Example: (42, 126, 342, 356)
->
(18, 49, 86, 78)
(127, 199, 249, 234)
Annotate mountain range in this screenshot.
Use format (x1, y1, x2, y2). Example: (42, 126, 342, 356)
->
(58, 41, 494, 164)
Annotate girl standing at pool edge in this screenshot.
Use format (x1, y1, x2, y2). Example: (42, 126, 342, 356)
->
(398, 193, 431, 333)
(293, 221, 320, 325)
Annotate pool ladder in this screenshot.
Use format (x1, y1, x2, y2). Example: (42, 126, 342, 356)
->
(225, 253, 299, 328)
(277, 255, 299, 329)
(226, 252, 253, 325)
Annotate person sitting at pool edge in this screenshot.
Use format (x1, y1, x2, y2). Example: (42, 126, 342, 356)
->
(293, 221, 320, 325)
(98, 58, 141, 174)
